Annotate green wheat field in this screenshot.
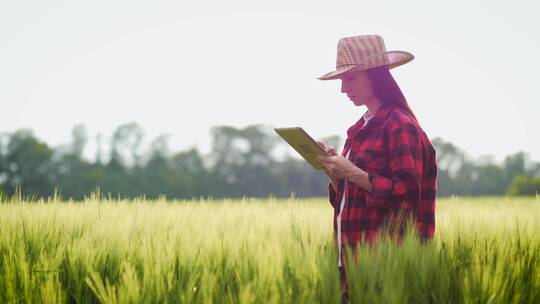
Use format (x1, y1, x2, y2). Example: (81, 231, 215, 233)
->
(1, 194, 539, 303)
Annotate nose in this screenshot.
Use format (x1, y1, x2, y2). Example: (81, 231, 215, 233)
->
(340, 80, 347, 94)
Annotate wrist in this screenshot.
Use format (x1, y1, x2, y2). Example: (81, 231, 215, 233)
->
(349, 167, 372, 192)
(349, 166, 365, 179)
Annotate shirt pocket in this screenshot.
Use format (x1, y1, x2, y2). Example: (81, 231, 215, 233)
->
(353, 149, 387, 173)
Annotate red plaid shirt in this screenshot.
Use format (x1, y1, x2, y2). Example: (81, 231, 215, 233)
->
(328, 104, 437, 261)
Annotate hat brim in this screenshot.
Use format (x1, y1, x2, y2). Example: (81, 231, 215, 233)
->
(318, 51, 414, 80)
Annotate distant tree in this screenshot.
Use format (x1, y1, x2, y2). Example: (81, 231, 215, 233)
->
(96, 123, 145, 197)
(469, 163, 505, 195)
(273, 157, 327, 197)
(0, 133, 8, 195)
(2, 123, 539, 200)
(209, 125, 254, 196)
(432, 137, 469, 196)
(507, 175, 540, 195)
(95, 133, 105, 165)
(208, 124, 284, 197)
(110, 122, 145, 168)
(432, 137, 466, 178)
(0, 130, 54, 196)
(170, 148, 208, 197)
(52, 124, 91, 199)
(140, 134, 175, 198)
(171, 148, 207, 176)
(71, 124, 89, 158)
(502, 152, 527, 185)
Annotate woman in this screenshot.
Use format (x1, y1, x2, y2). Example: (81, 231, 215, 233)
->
(316, 35, 437, 301)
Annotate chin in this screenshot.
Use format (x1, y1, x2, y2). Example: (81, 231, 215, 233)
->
(353, 100, 365, 107)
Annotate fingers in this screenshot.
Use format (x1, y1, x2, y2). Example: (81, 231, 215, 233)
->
(323, 167, 333, 178)
(318, 156, 331, 177)
(317, 140, 337, 156)
(319, 157, 334, 177)
(324, 144, 337, 155)
(328, 147, 337, 155)
(325, 168, 338, 181)
(318, 154, 337, 164)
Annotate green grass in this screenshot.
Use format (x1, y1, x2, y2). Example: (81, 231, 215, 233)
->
(0, 194, 539, 303)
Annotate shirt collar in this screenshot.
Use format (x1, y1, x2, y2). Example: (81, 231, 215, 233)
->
(346, 103, 395, 138)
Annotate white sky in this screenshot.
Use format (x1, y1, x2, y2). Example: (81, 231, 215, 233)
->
(1, 0, 539, 163)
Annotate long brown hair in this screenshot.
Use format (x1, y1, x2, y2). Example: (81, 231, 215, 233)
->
(366, 66, 417, 121)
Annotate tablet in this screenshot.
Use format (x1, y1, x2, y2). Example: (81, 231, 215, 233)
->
(274, 127, 328, 170)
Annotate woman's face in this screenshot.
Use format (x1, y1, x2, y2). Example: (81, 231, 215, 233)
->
(340, 71, 375, 106)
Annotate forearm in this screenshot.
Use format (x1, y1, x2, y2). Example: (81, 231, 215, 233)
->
(348, 167, 373, 192)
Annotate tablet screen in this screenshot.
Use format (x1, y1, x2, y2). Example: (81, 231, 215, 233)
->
(274, 127, 328, 170)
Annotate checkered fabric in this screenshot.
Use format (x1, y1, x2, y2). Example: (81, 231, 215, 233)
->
(328, 103, 437, 266)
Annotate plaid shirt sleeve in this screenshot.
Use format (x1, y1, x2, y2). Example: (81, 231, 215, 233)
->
(328, 179, 346, 209)
(363, 122, 423, 210)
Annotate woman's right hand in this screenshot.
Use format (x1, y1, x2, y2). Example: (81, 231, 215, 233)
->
(317, 140, 341, 190)
(317, 140, 337, 156)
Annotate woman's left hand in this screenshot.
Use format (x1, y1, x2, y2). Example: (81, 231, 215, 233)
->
(317, 154, 361, 180)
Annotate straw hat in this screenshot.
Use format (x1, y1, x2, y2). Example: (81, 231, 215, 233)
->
(318, 35, 414, 80)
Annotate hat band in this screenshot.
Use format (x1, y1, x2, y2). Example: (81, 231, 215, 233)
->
(336, 63, 357, 69)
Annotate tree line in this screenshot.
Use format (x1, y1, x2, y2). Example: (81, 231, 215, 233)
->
(0, 123, 538, 200)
